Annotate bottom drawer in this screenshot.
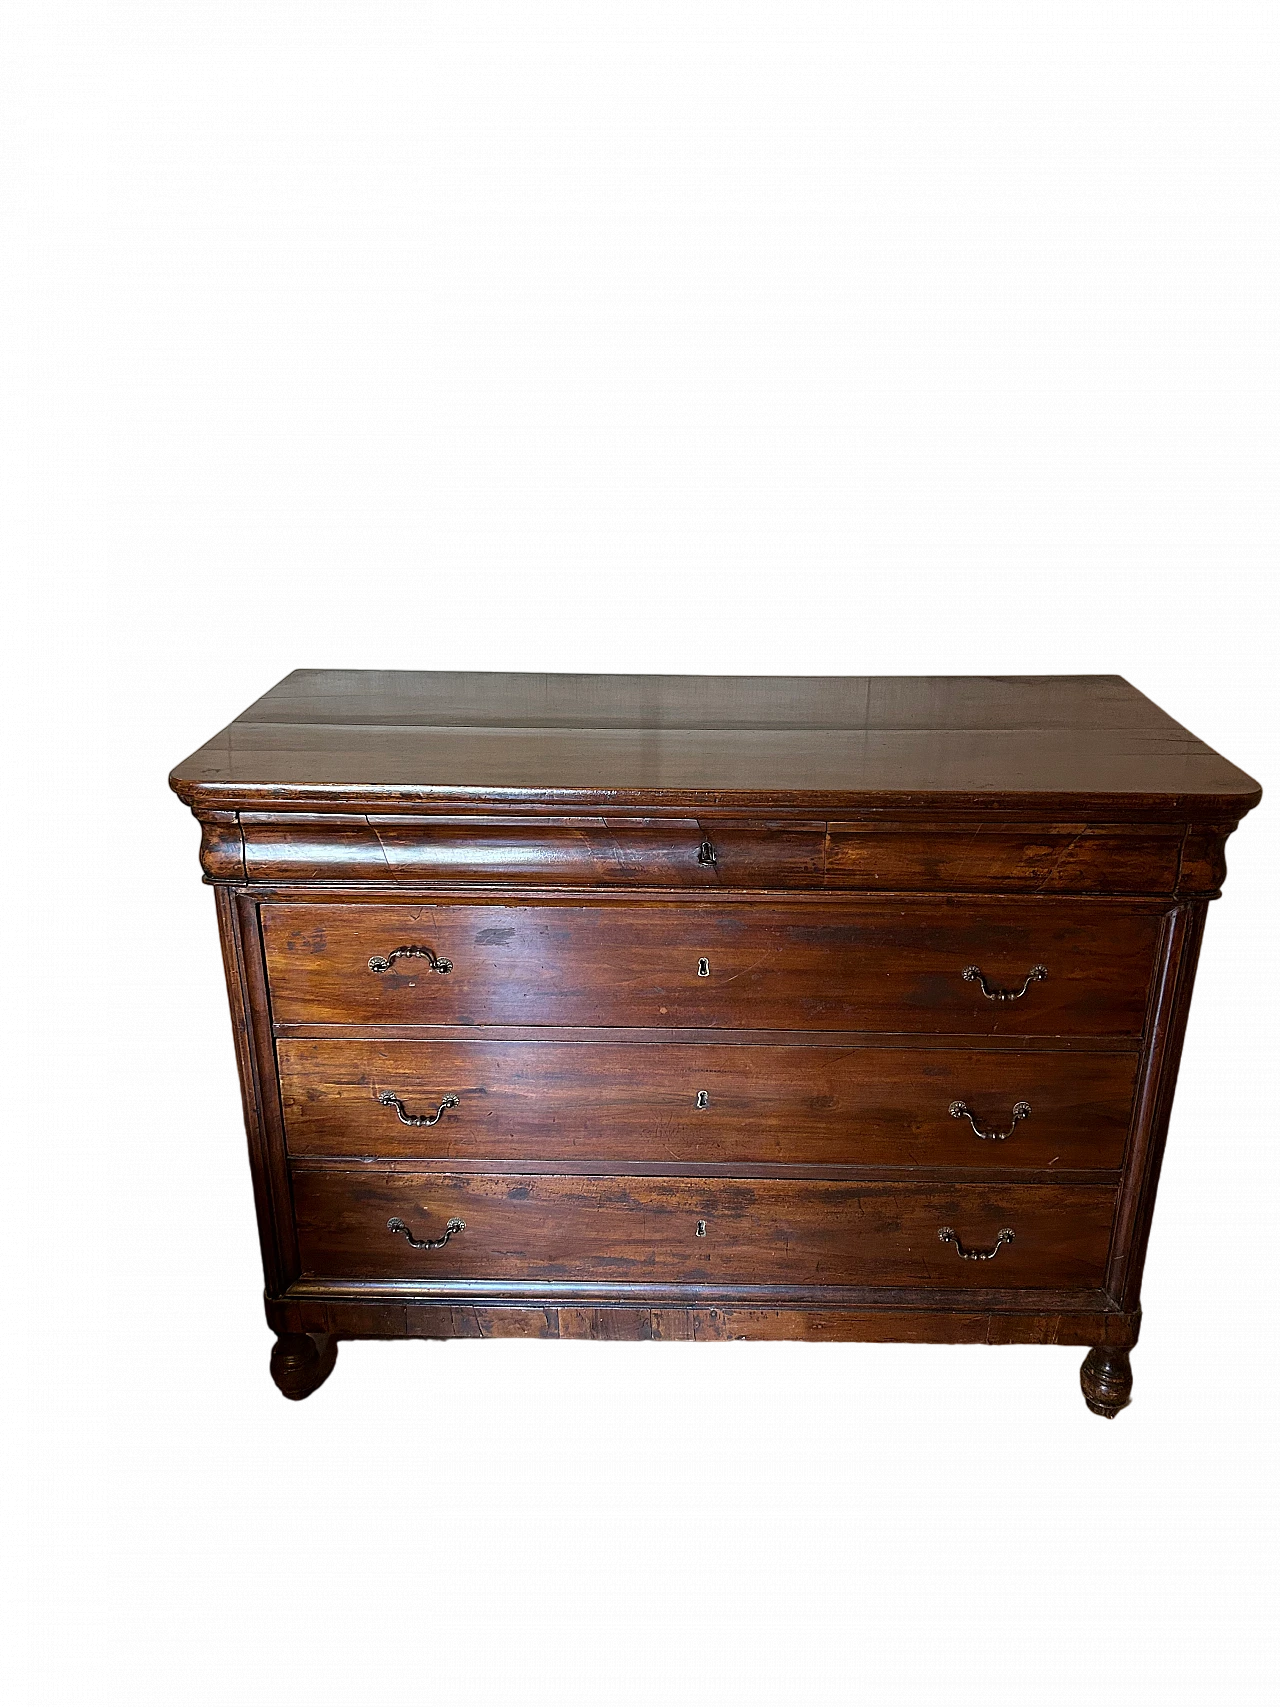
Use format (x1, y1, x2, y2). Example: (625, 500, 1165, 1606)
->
(292, 1170, 1116, 1290)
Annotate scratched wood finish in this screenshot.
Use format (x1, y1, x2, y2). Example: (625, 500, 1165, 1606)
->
(292, 1169, 1117, 1289)
(261, 898, 1163, 1035)
(824, 821, 1183, 893)
(171, 671, 1261, 1409)
(277, 1037, 1138, 1171)
(170, 670, 1262, 817)
(241, 814, 826, 887)
(238, 811, 1186, 893)
(266, 1297, 1146, 1351)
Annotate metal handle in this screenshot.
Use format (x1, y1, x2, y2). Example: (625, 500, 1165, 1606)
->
(949, 1099, 1032, 1141)
(697, 839, 717, 866)
(378, 1091, 460, 1128)
(368, 945, 453, 974)
(387, 1215, 465, 1250)
(962, 964, 1047, 1002)
(938, 1226, 1014, 1261)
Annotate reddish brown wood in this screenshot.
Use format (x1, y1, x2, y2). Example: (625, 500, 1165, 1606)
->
(280, 1273, 1115, 1312)
(269, 1332, 337, 1399)
(241, 814, 826, 888)
(1176, 823, 1236, 896)
(825, 820, 1182, 893)
(171, 672, 1260, 1408)
(291, 1169, 1116, 1290)
(170, 670, 1262, 819)
(213, 889, 288, 1294)
(227, 892, 299, 1287)
(260, 898, 1163, 1036)
(237, 810, 1194, 895)
(200, 812, 246, 881)
(1080, 1344, 1133, 1417)
(267, 1296, 1141, 1347)
(1106, 903, 1208, 1306)
(272, 1019, 1128, 1053)
(277, 1036, 1138, 1171)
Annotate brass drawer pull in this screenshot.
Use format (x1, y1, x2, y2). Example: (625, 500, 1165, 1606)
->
(697, 839, 717, 866)
(949, 1099, 1032, 1141)
(938, 1226, 1014, 1261)
(387, 1215, 465, 1250)
(368, 945, 453, 974)
(378, 1091, 459, 1127)
(962, 963, 1047, 1002)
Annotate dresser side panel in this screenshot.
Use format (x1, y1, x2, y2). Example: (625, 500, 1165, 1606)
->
(1106, 902, 1208, 1305)
(219, 891, 300, 1293)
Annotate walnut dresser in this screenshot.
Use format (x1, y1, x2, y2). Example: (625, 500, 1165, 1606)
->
(171, 671, 1260, 1413)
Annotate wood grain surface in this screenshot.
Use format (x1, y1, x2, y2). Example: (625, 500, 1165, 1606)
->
(278, 1036, 1138, 1171)
(262, 898, 1162, 1035)
(242, 813, 825, 887)
(824, 820, 1183, 892)
(170, 670, 1260, 1405)
(170, 670, 1261, 816)
(238, 811, 1190, 893)
(266, 1296, 1139, 1348)
(292, 1169, 1117, 1289)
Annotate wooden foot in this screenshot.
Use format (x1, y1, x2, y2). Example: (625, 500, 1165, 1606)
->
(270, 1332, 338, 1400)
(1080, 1345, 1132, 1418)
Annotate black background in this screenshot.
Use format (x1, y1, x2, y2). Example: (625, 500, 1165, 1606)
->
(145, 621, 1269, 1461)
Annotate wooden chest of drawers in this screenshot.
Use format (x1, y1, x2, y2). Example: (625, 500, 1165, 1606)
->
(171, 671, 1260, 1414)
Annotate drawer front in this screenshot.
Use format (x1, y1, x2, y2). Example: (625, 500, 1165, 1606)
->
(825, 821, 1183, 894)
(242, 815, 825, 888)
(263, 900, 1162, 1035)
(292, 1170, 1116, 1289)
(279, 1038, 1138, 1171)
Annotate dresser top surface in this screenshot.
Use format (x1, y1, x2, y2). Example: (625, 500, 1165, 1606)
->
(170, 670, 1260, 817)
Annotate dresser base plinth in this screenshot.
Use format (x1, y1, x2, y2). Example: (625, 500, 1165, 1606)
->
(269, 1332, 338, 1401)
(1080, 1344, 1134, 1418)
(266, 1296, 1140, 1353)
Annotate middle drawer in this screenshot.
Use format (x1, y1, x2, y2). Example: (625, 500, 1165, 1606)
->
(278, 1038, 1138, 1171)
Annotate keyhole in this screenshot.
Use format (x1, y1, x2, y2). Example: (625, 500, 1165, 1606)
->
(695, 1221, 708, 1238)
(695, 1090, 709, 1109)
(697, 957, 710, 977)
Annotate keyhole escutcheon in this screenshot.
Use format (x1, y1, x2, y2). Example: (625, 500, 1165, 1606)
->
(695, 1221, 708, 1238)
(697, 957, 710, 977)
(695, 1090, 709, 1109)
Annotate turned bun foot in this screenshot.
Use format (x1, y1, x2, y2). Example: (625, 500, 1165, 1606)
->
(270, 1332, 338, 1400)
(1080, 1345, 1133, 1418)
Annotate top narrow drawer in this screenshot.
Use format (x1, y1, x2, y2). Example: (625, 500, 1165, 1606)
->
(237, 814, 1187, 894)
(241, 815, 825, 888)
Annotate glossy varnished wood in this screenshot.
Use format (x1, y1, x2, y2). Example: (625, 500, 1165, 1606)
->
(267, 1296, 1141, 1348)
(214, 890, 294, 1292)
(173, 671, 1260, 1410)
(261, 897, 1164, 1035)
(241, 813, 827, 888)
(269, 1332, 338, 1399)
(824, 820, 1184, 893)
(277, 1036, 1138, 1171)
(292, 1169, 1118, 1290)
(1080, 1344, 1134, 1417)
(171, 671, 1261, 817)
(235, 810, 1193, 894)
